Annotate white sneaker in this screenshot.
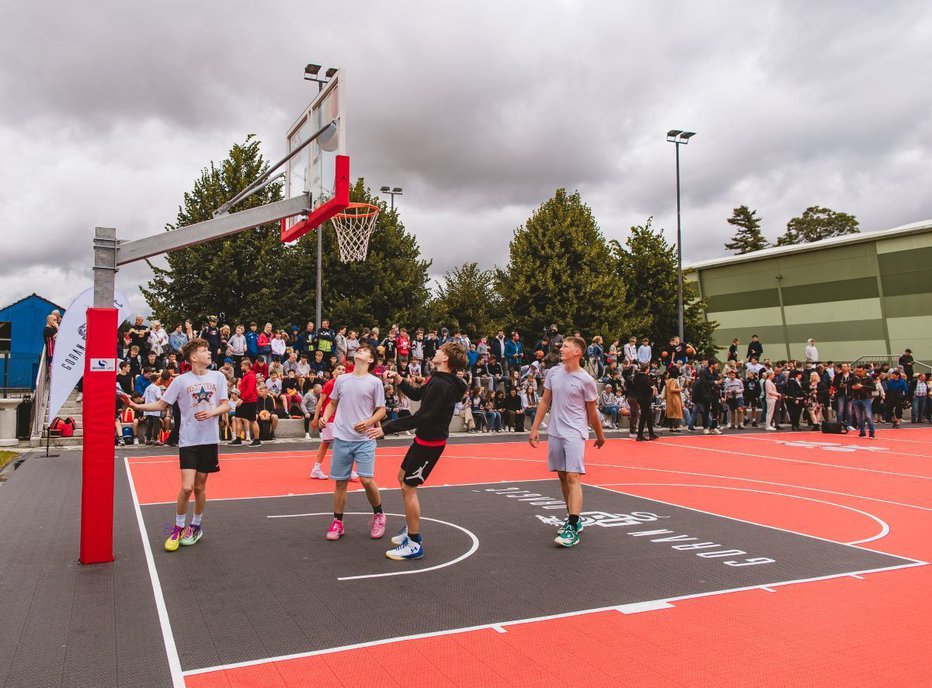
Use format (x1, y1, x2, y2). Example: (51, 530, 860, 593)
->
(846, 426, 856, 432)
(133, 438, 140, 445)
(350, 471, 360, 481)
(711, 428, 722, 435)
(309, 465, 328, 480)
(391, 526, 408, 545)
(540, 422, 547, 430)
(703, 428, 711, 435)
(76, 393, 83, 402)
(304, 432, 312, 440)
(766, 426, 777, 431)
(386, 537, 423, 560)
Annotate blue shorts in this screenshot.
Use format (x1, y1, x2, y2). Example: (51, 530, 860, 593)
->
(330, 438, 376, 480)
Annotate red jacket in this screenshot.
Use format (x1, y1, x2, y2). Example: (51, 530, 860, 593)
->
(240, 370, 258, 402)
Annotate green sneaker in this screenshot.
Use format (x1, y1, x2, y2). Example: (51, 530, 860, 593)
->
(561, 516, 584, 532)
(554, 523, 580, 547)
(179, 525, 202, 546)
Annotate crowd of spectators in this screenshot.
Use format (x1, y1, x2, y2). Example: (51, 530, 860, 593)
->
(77, 313, 928, 445)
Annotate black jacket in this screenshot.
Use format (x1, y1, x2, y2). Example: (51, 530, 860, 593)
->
(381, 372, 468, 441)
(631, 371, 655, 399)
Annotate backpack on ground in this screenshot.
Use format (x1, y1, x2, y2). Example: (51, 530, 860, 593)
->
(50, 416, 76, 438)
(821, 420, 847, 434)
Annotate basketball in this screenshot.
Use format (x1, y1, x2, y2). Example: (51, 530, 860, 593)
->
(686, 346, 696, 355)
(661, 351, 668, 358)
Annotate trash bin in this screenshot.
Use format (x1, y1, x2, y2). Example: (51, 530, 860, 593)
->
(16, 396, 33, 440)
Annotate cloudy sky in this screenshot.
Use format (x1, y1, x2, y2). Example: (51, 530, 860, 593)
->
(2, 1, 931, 314)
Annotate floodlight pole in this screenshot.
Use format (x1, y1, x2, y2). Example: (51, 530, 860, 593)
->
(83, 195, 312, 565)
(667, 130, 696, 343)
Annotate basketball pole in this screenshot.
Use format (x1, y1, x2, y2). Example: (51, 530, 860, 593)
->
(83, 196, 314, 565)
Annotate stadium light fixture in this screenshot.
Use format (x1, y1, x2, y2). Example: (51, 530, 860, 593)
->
(666, 129, 698, 341)
(381, 186, 404, 212)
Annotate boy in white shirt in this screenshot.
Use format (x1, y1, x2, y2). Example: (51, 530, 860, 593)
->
(142, 372, 168, 445)
(529, 336, 605, 548)
(130, 338, 229, 551)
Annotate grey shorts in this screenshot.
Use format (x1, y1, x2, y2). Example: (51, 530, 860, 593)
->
(547, 435, 586, 474)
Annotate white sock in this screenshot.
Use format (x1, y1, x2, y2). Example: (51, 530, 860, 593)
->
(192, 513, 203, 527)
(175, 513, 186, 528)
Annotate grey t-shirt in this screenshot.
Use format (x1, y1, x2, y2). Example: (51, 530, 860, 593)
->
(544, 364, 598, 440)
(330, 372, 386, 441)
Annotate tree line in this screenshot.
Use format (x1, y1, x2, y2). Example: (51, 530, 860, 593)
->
(144, 137, 716, 355)
(724, 205, 859, 255)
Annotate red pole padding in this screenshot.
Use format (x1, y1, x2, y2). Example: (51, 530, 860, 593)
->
(80, 307, 118, 564)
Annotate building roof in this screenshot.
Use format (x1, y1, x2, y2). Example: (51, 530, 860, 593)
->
(0, 292, 65, 314)
(685, 218, 932, 272)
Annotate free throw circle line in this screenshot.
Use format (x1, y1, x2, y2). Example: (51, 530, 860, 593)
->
(596, 483, 890, 545)
(266, 511, 480, 581)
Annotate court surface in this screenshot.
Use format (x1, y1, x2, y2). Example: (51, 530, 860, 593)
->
(3, 428, 932, 687)
(120, 428, 932, 687)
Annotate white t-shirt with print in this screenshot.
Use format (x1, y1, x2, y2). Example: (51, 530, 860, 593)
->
(544, 364, 598, 441)
(161, 370, 229, 448)
(329, 372, 386, 442)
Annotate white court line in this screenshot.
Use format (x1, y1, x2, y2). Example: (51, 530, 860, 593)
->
(266, 511, 480, 581)
(594, 483, 890, 545)
(585, 483, 925, 565)
(129, 449, 412, 465)
(635, 439, 932, 482)
(181, 557, 926, 678)
(737, 434, 932, 460)
(138, 478, 537, 506)
(123, 457, 185, 688)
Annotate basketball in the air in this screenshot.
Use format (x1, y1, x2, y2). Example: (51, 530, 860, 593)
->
(661, 351, 668, 358)
(686, 346, 695, 355)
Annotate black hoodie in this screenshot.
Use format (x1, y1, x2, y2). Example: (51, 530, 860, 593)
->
(380, 371, 468, 441)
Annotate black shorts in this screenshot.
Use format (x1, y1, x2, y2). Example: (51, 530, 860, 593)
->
(400, 439, 446, 486)
(238, 401, 257, 422)
(179, 444, 220, 473)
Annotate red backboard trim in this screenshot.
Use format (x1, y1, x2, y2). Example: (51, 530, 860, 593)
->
(280, 155, 350, 243)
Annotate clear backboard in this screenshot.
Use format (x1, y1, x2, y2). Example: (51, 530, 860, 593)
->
(282, 69, 347, 241)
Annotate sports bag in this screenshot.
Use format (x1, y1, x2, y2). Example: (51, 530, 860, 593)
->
(50, 416, 77, 437)
(821, 420, 847, 435)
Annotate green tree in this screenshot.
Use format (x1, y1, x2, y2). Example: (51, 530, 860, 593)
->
(143, 139, 432, 332)
(142, 136, 294, 326)
(290, 179, 433, 330)
(614, 218, 716, 356)
(432, 262, 503, 336)
(495, 188, 628, 340)
(724, 205, 769, 254)
(776, 206, 859, 246)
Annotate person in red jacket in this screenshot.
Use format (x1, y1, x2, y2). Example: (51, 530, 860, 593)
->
(251, 355, 269, 381)
(233, 358, 261, 446)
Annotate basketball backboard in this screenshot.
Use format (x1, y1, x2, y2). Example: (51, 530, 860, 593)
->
(282, 69, 347, 240)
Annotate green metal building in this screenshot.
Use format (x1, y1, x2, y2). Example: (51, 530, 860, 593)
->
(685, 219, 932, 363)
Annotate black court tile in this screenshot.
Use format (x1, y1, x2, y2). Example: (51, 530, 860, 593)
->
(139, 479, 920, 673)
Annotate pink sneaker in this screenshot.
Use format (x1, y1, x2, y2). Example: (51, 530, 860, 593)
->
(369, 512, 387, 539)
(325, 518, 344, 541)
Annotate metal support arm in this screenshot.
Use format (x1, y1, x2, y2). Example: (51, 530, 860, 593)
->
(116, 194, 312, 266)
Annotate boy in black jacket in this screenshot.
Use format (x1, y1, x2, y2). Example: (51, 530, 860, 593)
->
(368, 341, 468, 560)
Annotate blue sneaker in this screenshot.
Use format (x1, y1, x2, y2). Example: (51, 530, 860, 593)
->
(386, 536, 424, 560)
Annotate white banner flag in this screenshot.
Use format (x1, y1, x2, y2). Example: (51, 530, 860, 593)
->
(48, 288, 131, 423)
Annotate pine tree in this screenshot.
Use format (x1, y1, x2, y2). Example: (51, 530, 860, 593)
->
(143, 139, 432, 332)
(776, 206, 859, 246)
(724, 205, 768, 254)
(142, 136, 293, 326)
(495, 189, 628, 340)
(614, 218, 716, 356)
(432, 262, 503, 337)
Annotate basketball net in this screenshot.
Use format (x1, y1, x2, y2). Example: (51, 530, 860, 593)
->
(330, 202, 380, 262)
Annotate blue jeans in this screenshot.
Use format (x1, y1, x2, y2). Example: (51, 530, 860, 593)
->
(601, 404, 620, 425)
(836, 396, 852, 426)
(853, 399, 875, 437)
(690, 402, 716, 430)
(485, 410, 503, 431)
(912, 396, 927, 422)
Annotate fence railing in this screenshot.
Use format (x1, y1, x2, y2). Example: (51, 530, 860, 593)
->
(851, 354, 931, 374)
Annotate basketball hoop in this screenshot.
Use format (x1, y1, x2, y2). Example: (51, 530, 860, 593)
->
(330, 202, 380, 262)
